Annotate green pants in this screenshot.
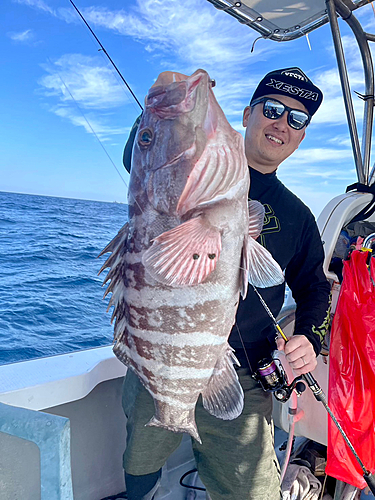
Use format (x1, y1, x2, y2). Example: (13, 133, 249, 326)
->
(122, 368, 281, 500)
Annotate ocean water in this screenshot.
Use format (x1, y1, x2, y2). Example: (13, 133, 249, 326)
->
(0, 191, 128, 366)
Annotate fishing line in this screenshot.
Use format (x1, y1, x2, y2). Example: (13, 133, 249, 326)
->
(68, 0, 144, 112)
(235, 322, 254, 372)
(49, 60, 144, 214)
(53, 68, 127, 186)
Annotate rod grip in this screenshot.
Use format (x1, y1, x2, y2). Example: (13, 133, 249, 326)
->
(364, 472, 375, 496)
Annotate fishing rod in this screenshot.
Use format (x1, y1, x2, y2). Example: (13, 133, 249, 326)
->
(62, 3, 146, 214)
(252, 284, 375, 495)
(68, 0, 144, 111)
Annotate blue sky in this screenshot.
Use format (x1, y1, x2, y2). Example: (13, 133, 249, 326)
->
(2, 0, 375, 216)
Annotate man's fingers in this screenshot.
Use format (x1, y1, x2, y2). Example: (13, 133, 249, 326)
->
(282, 334, 317, 375)
(276, 337, 286, 351)
(291, 356, 318, 376)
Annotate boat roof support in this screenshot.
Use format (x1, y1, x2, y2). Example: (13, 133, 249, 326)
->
(326, 0, 374, 185)
(335, 0, 374, 185)
(326, 0, 364, 183)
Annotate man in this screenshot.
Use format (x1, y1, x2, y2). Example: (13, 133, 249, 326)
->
(122, 67, 331, 500)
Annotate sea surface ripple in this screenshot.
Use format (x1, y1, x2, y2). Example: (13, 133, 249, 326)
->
(0, 191, 128, 365)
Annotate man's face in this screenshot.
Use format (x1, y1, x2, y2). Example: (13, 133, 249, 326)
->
(242, 93, 307, 174)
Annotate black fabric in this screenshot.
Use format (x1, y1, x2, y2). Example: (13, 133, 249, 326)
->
(250, 67, 323, 116)
(345, 182, 375, 194)
(125, 469, 162, 500)
(345, 182, 375, 225)
(229, 167, 331, 365)
(123, 115, 142, 173)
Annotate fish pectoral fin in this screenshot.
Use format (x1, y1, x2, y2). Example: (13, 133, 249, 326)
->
(202, 347, 244, 420)
(240, 200, 283, 294)
(248, 200, 265, 239)
(247, 237, 284, 288)
(142, 217, 221, 287)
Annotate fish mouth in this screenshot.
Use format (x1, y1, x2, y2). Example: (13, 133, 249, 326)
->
(146, 70, 207, 117)
(147, 85, 167, 102)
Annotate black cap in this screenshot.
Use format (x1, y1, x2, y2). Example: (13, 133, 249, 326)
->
(250, 67, 323, 117)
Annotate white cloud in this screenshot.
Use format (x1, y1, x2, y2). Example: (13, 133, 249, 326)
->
(25, 0, 281, 134)
(328, 134, 352, 147)
(39, 54, 129, 110)
(26, 0, 266, 75)
(8, 29, 34, 42)
(61, 0, 278, 114)
(285, 147, 353, 166)
(13, 0, 55, 16)
(38, 54, 135, 140)
(20, 0, 373, 140)
(52, 106, 129, 140)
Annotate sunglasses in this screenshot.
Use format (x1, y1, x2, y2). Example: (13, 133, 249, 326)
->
(250, 97, 311, 130)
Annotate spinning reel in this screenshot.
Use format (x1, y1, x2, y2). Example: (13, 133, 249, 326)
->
(253, 355, 306, 402)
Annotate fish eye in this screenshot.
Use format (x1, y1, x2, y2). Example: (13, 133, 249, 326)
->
(138, 128, 154, 147)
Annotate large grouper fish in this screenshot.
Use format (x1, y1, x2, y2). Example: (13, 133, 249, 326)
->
(99, 69, 284, 443)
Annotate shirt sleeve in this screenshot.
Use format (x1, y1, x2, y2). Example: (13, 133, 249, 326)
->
(285, 213, 331, 356)
(123, 114, 142, 173)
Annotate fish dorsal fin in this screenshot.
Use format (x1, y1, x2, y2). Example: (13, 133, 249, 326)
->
(177, 131, 248, 216)
(98, 222, 129, 296)
(142, 217, 221, 287)
(97, 222, 130, 326)
(202, 346, 244, 420)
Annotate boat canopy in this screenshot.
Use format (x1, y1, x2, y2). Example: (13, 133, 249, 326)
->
(206, 0, 368, 41)
(207, 0, 375, 186)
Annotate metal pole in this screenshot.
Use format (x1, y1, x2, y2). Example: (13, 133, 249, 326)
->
(334, 0, 374, 185)
(325, 0, 365, 184)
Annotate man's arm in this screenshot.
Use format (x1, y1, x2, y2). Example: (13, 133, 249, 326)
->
(123, 114, 142, 173)
(278, 215, 331, 375)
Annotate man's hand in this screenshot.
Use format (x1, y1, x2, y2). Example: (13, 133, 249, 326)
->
(276, 334, 317, 375)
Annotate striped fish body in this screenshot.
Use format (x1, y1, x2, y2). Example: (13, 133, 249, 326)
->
(100, 69, 284, 442)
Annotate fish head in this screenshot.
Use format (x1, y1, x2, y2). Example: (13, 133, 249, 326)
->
(130, 69, 220, 214)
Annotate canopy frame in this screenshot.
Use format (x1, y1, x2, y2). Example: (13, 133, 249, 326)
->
(207, 0, 375, 186)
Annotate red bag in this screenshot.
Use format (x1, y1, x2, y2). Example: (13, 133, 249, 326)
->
(326, 250, 375, 488)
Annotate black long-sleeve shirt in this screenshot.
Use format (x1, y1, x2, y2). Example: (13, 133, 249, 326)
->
(230, 167, 331, 369)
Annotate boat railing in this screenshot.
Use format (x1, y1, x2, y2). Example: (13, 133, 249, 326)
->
(0, 401, 73, 500)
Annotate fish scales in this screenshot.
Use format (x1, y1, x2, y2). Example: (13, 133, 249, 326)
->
(100, 69, 284, 442)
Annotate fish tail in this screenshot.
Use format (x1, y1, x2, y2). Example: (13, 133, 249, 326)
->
(146, 416, 202, 444)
